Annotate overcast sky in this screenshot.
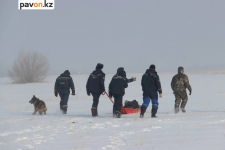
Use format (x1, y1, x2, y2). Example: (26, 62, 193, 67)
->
(0, 0, 225, 76)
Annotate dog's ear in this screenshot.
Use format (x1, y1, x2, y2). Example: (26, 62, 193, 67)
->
(33, 95, 35, 98)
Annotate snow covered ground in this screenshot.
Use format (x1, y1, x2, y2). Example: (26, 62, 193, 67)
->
(0, 73, 225, 150)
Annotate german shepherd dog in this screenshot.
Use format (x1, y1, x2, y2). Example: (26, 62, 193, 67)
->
(29, 95, 47, 115)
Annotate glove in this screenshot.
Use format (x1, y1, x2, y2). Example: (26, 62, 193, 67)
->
(71, 90, 75, 95)
(189, 90, 192, 95)
(132, 77, 137, 81)
(55, 91, 58, 97)
(159, 93, 162, 98)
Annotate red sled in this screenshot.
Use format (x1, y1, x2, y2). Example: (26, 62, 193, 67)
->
(121, 106, 140, 114)
(103, 92, 140, 114)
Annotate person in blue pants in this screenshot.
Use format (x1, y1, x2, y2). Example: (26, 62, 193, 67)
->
(140, 65, 162, 118)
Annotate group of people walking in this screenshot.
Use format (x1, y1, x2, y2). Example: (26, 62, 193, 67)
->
(54, 63, 192, 118)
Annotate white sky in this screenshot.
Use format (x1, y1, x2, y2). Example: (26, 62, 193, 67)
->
(0, 0, 225, 76)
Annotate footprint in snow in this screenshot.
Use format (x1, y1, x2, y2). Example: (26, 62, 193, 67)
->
(152, 126, 162, 129)
(111, 124, 120, 128)
(25, 145, 34, 148)
(143, 128, 151, 132)
(14, 137, 28, 143)
(34, 140, 42, 144)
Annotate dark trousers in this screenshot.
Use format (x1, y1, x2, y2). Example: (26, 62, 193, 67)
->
(92, 93, 101, 108)
(59, 92, 69, 112)
(113, 95, 123, 112)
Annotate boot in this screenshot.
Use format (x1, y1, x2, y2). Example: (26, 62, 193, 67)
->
(140, 106, 146, 118)
(113, 108, 116, 117)
(60, 109, 66, 114)
(91, 107, 97, 117)
(60, 105, 67, 114)
(181, 108, 186, 113)
(175, 107, 179, 113)
(151, 108, 157, 118)
(115, 111, 121, 118)
(175, 104, 179, 113)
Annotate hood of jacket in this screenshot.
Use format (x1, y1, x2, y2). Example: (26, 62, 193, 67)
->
(92, 69, 105, 75)
(117, 67, 126, 78)
(145, 69, 157, 74)
(95, 63, 104, 70)
(60, 72, 70, 77)
(178, 67, 184, 74)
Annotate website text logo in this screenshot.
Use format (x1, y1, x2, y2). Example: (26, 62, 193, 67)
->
(18, 0, 54, 10)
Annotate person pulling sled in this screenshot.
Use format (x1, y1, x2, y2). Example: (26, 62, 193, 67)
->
(109, 67, 136, 118)
(86, 63, 105, 117)
(140, 65, 162, 118)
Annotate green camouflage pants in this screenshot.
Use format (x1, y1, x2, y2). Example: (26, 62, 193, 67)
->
(174, 93, 188, 108)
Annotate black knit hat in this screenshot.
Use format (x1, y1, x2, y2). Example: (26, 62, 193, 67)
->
(149, 64, 155, 70)
(64, 70, 70, 75)
(96, 63, 104, 70)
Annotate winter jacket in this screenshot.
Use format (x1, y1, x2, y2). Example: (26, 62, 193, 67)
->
(141, 69, 162, 94)
(171, 67, 192, 94)
(86, 69, 105, 94)
(108, 68, 129, 97)
(55, 72, 75, 94)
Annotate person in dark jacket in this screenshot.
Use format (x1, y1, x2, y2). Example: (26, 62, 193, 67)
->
(86, 63, 105, 117)
(54, 70, 75, 114)
(171, 67, 192, 113)
(140, 65, 162, 118)
(109, 67, 136, 118)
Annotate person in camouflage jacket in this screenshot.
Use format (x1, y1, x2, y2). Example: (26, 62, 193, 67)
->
(171, 67, 192, 113)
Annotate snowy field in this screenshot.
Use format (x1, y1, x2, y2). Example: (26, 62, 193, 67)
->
(0, 73, 225, 150)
